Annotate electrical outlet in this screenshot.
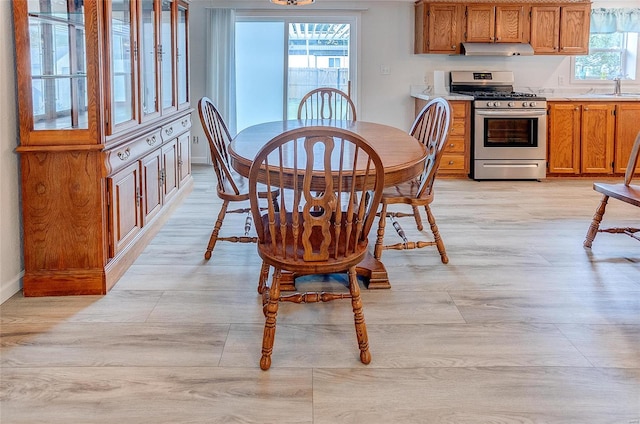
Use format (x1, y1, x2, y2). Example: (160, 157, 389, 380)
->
(192, 135, 199, 144)
(380, 65, 391, 75)
(558, 75, 565, 86)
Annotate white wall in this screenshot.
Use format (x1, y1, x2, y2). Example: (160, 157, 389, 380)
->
(0, 0, 23, 304)
(188, 0, 640, 164)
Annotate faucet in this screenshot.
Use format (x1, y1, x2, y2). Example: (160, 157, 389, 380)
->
(614, 77, 622, 95)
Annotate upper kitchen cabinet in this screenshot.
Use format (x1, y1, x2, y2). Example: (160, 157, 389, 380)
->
(530, 3, 590, 54)
(415, 1, 591, 56)
(415, 2, 463, 54)
(465, 4, 527, 43)
(13, 0, 192, 296)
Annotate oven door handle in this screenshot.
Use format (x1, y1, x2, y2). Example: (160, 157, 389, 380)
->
(476, 109, 547, 118)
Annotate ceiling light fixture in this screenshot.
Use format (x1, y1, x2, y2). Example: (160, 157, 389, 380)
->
(270, 0, 315, 5)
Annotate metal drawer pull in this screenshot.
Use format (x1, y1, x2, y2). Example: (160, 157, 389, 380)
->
(146, 135, 157, 146)
(181, 119, 189, 127)
(165, 127, 174, 136)
(117, 148, 131, 161)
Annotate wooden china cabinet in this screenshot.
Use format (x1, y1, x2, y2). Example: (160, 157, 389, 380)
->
(13, 0, 192, 296)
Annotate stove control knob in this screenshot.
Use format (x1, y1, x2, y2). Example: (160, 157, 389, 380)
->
(486, 102, 493, 107)
(529, 101, 537, 107)
(493, 101, 500, 107)
(522, 101, 529, 107)
(508, 102, 515, 107)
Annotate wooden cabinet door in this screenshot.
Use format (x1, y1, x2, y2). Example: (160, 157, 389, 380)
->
(177, 132, 191, 186)
(548, 103, 581, 174)
(141, 149, 163, 224)
(414, 1, 428, 53)
(581, 103, 615, 174)
(559, 4, 590, 55)
(428, 4, 461, 53)
(530, 6, 560, 53)
(162, 139, 179, 204)
(495, 5, 526, 43)
(615, 103, 640, 174)
(466, 5, 495, 42)
(108, 161, 142, 257)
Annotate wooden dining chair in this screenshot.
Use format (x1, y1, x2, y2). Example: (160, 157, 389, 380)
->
(297, 87, 357, 121)
(248, 126, 385, 370)
(584, 130, 640, 248)
(198, 97, 276, 262)
(374, 97, 452, 264)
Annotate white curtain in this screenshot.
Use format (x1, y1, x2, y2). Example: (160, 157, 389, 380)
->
(591, 8, 640, 33)
(206, 8, 237, 133)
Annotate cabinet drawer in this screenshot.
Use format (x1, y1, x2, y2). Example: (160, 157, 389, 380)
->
(443, 136, 465, 153)
(452, 104, 467, 119)
(107, 129, 162, 175)
(161, 114, 192, 141)
(440, 154, 465, 170)
(450, 119, 466, 136)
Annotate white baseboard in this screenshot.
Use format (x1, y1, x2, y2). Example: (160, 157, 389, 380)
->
(1, 270, 23, 304)
(191, 156, 210, 165)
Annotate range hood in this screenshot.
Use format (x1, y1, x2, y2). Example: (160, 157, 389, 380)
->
(460, 42, 534, 56)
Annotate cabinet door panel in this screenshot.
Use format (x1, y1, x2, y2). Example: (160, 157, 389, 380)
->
(428, 4, 460, 53)
(108, 162, 142, 256)
(178, 132, 191, 186)
(466, 5, 495, 42)
(138, 0, 160, 121)
(581, 104, 615, 174)
(548, 103, 580, 174)
(530, 6, 560, 53)
(142, 149, 163, 224)
(107, 0, 137, 132)
(162, 140, 179, 204)
(615, 103, 640, 174)
(560, 5, 590, 54)
(177, 2, 189, 107)
(495, 5, 526, 43)
(161, 0, 176, 112)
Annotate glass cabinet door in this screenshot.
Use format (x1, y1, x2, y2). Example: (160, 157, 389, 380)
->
(177, 2, 189, 107)
(109, 0, 137, 130)
(27, 0, 88, 130)
(139, 0, 160, 120)
(160, 0, 175, 112)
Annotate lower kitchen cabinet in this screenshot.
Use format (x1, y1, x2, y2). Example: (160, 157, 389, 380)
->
(108, 162, 143, 257)
(415, 98, 470, 177)
(615, 103, 640, 174)
(547, 101, 617, 175)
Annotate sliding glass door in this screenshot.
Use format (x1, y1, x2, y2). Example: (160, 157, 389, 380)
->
(235, 16, 355, 132)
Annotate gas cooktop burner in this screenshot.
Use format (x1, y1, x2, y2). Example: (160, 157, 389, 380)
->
(453, 90, 541, 100)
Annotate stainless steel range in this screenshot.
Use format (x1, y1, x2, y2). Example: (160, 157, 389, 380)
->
(450, 71, 547, 180)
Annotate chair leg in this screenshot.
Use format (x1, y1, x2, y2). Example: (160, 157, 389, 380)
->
(348, 267, 371, 365)
(374, 202, 388, 261)
(412, 205, 424, 231)
(584, 195, 609, 248)
(425, 205, 448, 264)
(257, 261, 270, 294)
(260, 268, 281, 371)
(204, 200, 229, 260)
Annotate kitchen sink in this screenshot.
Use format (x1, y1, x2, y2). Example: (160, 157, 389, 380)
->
(589, 93, 640, 98)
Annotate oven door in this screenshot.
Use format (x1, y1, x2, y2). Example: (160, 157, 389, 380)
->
(474, 109, 547, 160)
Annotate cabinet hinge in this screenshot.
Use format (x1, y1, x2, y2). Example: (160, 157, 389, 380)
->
(135, 187, 142, 207)
(133, 41, 138, 58)
(427, 10, 430, 17)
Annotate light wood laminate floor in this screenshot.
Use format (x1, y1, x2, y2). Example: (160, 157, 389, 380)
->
(2, 165, 639, 424)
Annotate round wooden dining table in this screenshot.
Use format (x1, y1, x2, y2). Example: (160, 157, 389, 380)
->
(228, 119, 428, 289)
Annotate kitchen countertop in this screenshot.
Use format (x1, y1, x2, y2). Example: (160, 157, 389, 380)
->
(410, 85, 640, 102)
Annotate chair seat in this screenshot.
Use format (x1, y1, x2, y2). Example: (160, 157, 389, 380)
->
(382, 180, 434, 205)
(257, 211, 369, 274)
(594, 182, 640, 207)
